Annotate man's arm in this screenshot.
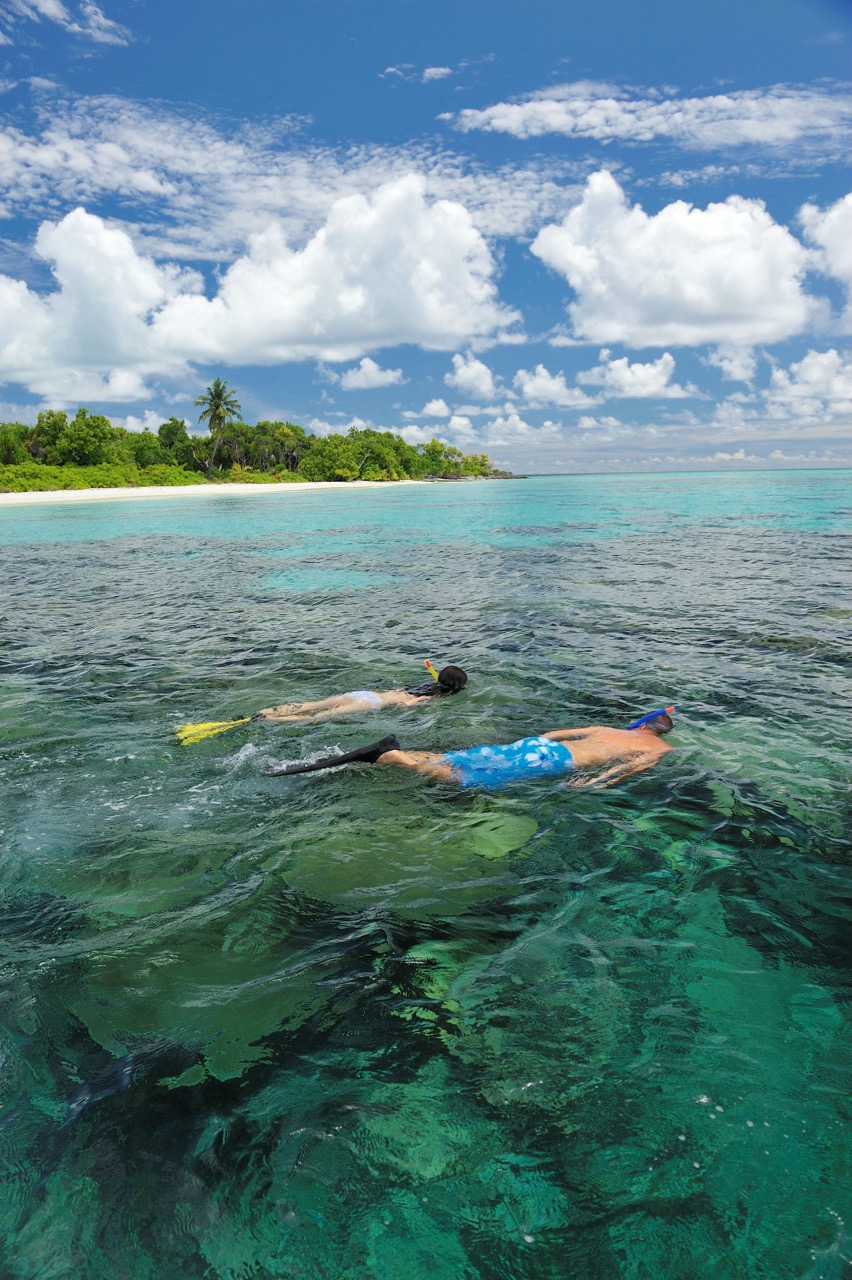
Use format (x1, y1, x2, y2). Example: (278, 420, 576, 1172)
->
(568, 753, 657, 789)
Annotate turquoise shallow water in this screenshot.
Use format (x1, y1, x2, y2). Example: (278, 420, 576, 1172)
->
(0, 471, 850, 1279)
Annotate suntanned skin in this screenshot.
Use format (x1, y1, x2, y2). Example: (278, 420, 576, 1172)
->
(375, 724, 673, 788)
(256, 688, 428, 724)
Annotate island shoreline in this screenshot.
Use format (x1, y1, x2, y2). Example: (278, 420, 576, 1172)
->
(0, 479, 429, 507)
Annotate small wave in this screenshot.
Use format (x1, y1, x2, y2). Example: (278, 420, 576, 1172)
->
(224, 742, 259, 769)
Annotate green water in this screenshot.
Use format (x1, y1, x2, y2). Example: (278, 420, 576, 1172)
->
(0, 472, 850, 1279)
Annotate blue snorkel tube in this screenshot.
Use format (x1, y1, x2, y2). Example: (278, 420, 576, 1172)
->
(627, 705, 677, 730)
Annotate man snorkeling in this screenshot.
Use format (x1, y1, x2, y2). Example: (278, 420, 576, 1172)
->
(264, 708, 676, 789)
(255, 663, 468, 724)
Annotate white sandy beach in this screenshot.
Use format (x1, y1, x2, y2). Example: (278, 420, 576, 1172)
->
(0, 479, 425, 507)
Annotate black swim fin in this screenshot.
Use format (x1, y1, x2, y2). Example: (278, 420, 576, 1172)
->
(263, 734, 401, 777)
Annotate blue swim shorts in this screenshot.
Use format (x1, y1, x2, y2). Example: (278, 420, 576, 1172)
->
(442, 735, 574, 789)
(345, 690, 383, 709)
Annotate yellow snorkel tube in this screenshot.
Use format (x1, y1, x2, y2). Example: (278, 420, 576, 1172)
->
(424, 659, 440, 682)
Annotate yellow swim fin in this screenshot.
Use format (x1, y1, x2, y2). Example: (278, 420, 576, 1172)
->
(174, 717, 252, 746)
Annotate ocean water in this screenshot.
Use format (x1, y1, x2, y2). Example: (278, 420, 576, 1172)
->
(0, 471, 850, 1280)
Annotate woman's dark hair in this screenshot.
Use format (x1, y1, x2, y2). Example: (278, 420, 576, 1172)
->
(437, 665, 467, 693)
(644, 712, 673, 734)
(405, 664, 468, 698)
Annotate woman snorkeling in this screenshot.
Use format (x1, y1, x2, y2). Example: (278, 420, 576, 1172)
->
(255, 663, 468, 723)
(175, 662, 467, 744)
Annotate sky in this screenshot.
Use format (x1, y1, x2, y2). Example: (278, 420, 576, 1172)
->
(0, 0, 850, 473)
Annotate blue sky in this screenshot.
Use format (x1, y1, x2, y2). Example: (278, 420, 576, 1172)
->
(1, 0, 850, 472)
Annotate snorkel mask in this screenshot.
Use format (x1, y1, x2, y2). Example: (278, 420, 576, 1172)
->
(406, 659, 468, 698)
(627, 705, 677, 730)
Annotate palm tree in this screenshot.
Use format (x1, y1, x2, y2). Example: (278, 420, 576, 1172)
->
(194, 378, 243, 479)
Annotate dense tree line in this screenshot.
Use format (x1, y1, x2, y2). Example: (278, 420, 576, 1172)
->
(0, 402, 493, 491)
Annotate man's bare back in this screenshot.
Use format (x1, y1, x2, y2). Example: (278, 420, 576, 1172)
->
(539, 725, 672, 786)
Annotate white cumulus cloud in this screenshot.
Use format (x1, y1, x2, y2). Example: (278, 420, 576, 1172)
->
(121, 409, 167, 433)
(0, 177, 521, 399)
(576, 349, 698, 397)
(339, 357, 405, 389)
(422, 398, 451, 417)
(706, 345, 758, 383)
(401, 397, 452, 420)
(800, 192, 852, 328)
(443, 413, 475, 442)
(513, 364, 597, 408)
(531, 170, 816, 347)
(577, 414, 624, 431)
(477, 411, 541, 444)
(765, 347, 852, 419)
(444, 352, 498, 399)
(0, 206, 195, 400)
(152, 175, 519, 363)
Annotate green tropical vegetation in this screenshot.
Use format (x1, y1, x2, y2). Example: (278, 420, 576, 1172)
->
(0, 380, 496, 493)
(193, 377, 243, 480)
